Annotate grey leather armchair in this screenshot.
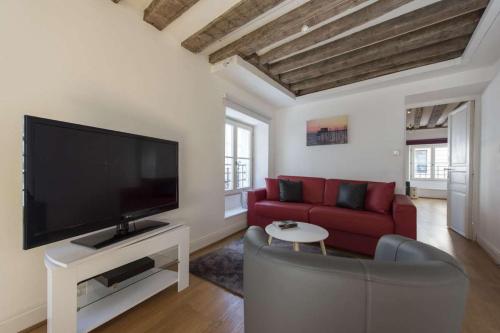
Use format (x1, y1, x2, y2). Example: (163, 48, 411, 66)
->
(244, 226, 468, 333)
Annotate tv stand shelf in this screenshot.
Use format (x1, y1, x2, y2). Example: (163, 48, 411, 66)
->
(78, 269, 177, 333)
(44, 222, 190, 333)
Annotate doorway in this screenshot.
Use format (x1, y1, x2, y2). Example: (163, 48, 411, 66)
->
(405, 101, 475, 239)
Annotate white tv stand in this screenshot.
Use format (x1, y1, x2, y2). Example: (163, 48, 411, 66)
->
(44, 222, 190, 333)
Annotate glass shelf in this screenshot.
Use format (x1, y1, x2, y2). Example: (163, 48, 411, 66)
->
(77, 267, 166, 311)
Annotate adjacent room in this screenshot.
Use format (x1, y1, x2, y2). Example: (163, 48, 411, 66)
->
(1, 1, 499, 333)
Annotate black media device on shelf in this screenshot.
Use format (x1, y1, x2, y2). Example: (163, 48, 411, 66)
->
(95, 257, 155, 287)
(23, 116, 179, 250)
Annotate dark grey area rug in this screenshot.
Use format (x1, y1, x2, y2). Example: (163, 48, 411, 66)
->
(189, 238, 352, 297)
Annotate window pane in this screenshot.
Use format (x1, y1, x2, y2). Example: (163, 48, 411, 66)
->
(434, 147, 449, 179)
(236, 158, 251, 189)
(237, 127, 251, 158)
(414, 148, 431, 179)
(225, 124, 233, 158)
(225, 157, 233, 191)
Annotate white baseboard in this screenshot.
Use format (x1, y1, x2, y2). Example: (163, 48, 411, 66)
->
(1, 219, 248, 333)
(477, 235, 500, 265)
(191, 218, 247, 253)
(417, 188, 447, 199)
(0, 304, 46, 333)
(153, 218, 248, 267)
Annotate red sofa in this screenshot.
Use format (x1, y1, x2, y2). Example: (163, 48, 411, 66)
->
(247, 176, 416, 256)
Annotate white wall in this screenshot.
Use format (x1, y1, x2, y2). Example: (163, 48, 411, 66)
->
(478, 66, 500, 264)
(406, 128, 448, 141)
(276, 89, 406, 192)
(275, 65, 497, 195)
(0, 0, 275, 331)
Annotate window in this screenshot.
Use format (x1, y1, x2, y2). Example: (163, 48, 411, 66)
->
(413, 147, 431, 179)
(410, 144, 449, 180)
(434, 147, 449, 179)
(225, 119, 253, 192)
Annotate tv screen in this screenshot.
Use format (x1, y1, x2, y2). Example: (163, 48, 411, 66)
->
(23, 116, 179, 249)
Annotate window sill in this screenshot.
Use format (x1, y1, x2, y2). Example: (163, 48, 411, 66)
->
(225, 188, 252, 196)
(224, 207, 247, 219)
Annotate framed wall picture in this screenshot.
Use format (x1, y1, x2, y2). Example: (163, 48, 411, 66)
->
(307, 115, 348, 146)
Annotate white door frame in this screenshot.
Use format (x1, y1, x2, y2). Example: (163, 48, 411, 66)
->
(404, 96, 481, 240)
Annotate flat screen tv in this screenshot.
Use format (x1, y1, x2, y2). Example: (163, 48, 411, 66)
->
(23, 116, 179, 250)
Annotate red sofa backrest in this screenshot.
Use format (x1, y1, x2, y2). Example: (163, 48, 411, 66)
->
(278, 175, 325, 204)
(324, 179, 396, 214)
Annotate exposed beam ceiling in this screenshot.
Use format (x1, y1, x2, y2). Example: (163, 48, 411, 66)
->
(414, 108, 424, 129)
(269, 0, 488, 74)
(420, 106, 434, 127)
(208, 0, 370, 64)
(298, 51, 463, 96)
(132, 0, 489, 97)
(280, 11, 482, 84)
(246, 54, 291, 91)
(290, 36, 470, 92)
(259, 0, 413, 65)
(406, 102, 464, 130)
(427, 104, 447, 128)
(436, 102, 460, 126)
(406, 109, 414, 128)
(144, 0, 200, 30)
(182, 0, 288, 53)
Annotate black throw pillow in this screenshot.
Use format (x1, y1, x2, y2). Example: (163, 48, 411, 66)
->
(279, 179, 303, 203)
(336, 183, 368, 210)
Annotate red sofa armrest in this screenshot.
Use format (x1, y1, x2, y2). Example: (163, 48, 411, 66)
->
(392, 194, 417, 239)
(247, 188, 267, 226)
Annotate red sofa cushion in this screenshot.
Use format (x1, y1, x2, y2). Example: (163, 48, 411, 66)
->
(309, 206, 394, 238)
(365, 182, 395, 214)
(324, 179, 395, 214)
(265, 178, 280, 201)
(278, 175, 325, 204)
(255, 201, 312, 222)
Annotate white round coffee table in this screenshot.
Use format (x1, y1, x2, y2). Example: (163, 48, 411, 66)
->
(265, 222, 329, 255)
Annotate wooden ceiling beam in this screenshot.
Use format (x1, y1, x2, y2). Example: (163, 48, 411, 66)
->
(270, 0, 489, 74)
(144, 0, 200, 31)
(420, 106, 434, 128)
(414, 108, 424, 129)
(208, 0, 370, 64)
(436, 102, 460, 126)
(182, 0, 288, 53)
(279, 11, 482, 83)
(259, 0, 412, 65)
(296, 50, 463, 96)
(290, 36, 470, 91)
(427, 104, 448, 128)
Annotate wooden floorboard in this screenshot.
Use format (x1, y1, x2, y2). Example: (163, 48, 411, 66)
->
(28, 199, 500, 333)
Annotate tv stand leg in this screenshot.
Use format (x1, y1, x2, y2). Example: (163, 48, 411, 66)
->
(46, 259, 77, 333)
(177, 227, 190, 292)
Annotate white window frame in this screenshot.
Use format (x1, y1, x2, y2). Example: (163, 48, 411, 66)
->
(225, 118, 254, 194)
(409, 143, 449, 181)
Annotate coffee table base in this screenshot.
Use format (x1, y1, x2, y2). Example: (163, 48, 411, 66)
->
(268, 236, 327, 256)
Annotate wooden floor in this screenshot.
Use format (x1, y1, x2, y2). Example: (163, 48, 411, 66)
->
(28, 199, 500, 333)
(413, 199, 500, 333)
